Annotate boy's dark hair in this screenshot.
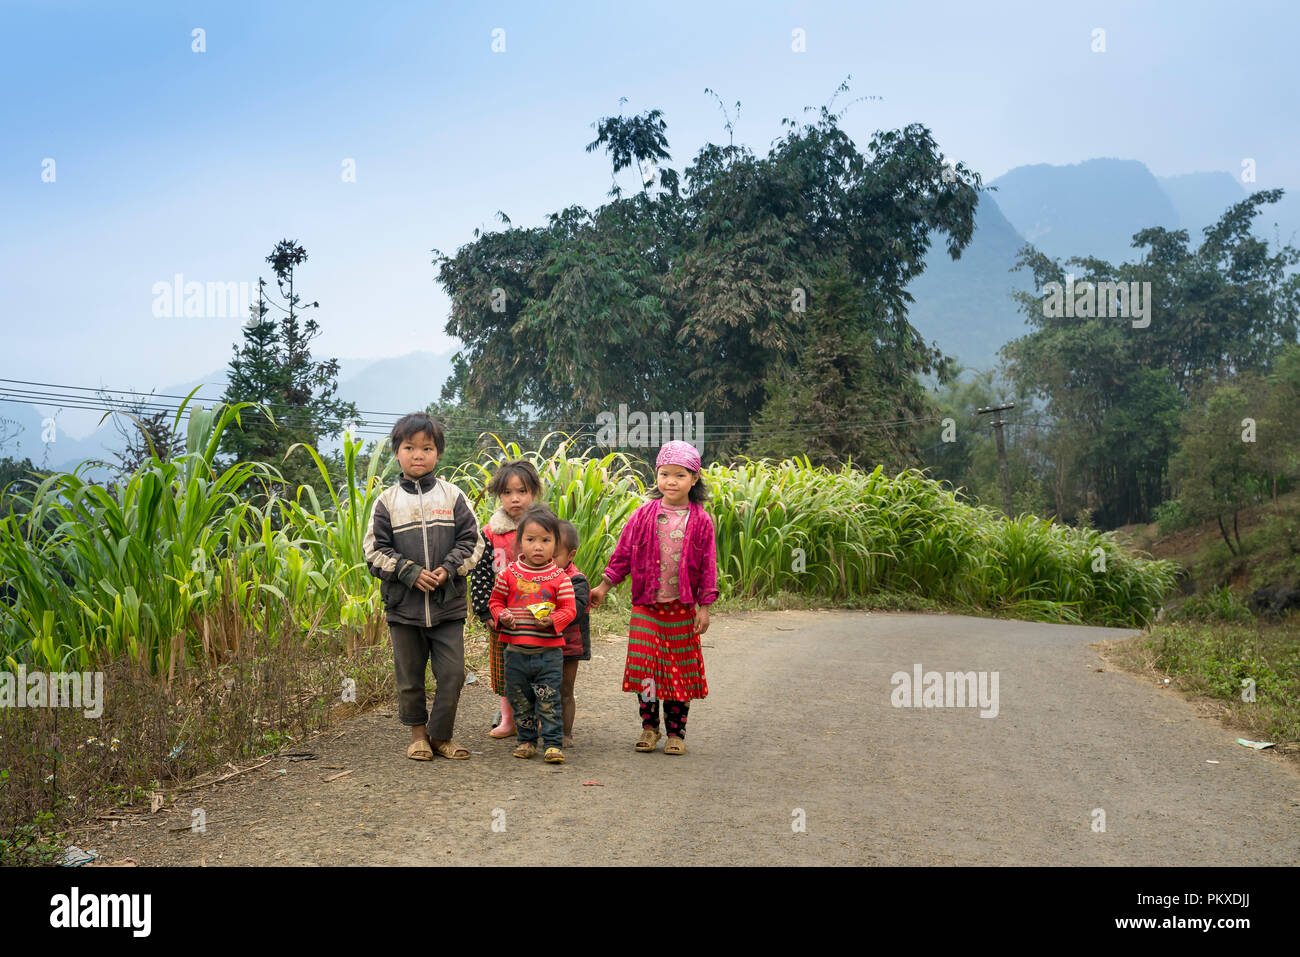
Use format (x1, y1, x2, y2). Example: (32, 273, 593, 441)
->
(648, 470, 710, 504)
(517, 504, 562, 544)
(390, 413, 445, 456)
(487, 459, 543, 498)
(556, 519, 579, 555)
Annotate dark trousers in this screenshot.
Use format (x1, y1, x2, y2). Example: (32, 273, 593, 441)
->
(388, 618, 466, 741)
(639, 697, 690, 738)
(504, 646, 564, 749)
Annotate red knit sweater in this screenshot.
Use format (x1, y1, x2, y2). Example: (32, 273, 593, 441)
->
(488, 559, 577, 647)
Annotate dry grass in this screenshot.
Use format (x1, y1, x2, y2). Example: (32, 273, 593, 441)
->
(1098, 616, 1300, 764)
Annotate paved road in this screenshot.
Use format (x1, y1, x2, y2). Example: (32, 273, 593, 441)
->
(94, 610, 1300, 865)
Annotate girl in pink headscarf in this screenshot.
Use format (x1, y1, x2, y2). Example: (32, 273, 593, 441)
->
(589, 441, 717, 755)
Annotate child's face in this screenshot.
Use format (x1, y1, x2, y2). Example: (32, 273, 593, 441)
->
(518, 520, 556, 566)
(553, 544, 573, 568)
(500, 474, 536, 520)
(396, 431, 439, 478)
(656, 464, 698, 504)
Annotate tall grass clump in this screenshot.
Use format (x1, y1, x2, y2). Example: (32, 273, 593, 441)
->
(1, 402, 276, 673)
(0, 401, 396, 675)
(447, 432, 647, 576)
(1, 423, 1181, 675)
(450, 443, 1178, 628)
(0, 401, 400, 861)
(704, 457, 1178, 627)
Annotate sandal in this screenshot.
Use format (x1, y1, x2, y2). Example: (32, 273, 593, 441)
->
(432, 739, 470, 759)
(513, 742, 537, 759)
(406, 740, 433, 761)
(664, 736, 685, 756)
(634, 728, 661, 753)
(543, 747, 565, 764)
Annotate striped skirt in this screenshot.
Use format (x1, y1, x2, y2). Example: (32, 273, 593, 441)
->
(621, 599, 708, 702)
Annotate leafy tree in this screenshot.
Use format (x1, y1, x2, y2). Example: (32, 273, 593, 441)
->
(1167, 374, 1272, 556)
(585, 102, 680, 198)
(423, 399, 535, 476)
(748, 259, 931, 470)
(95, 388, 184, 474)
(922, 365, 1057, 518)
(0, 456, 42, 519)
(435, 81, 982, 464)
(1254, 342, 1300, 505)
(219, 240, 357, 492)
(0, 417, 22, 457)
(1004, 190, 1300, 526)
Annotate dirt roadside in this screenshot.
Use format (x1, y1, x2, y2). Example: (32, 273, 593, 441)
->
(83, 610, 1300, 866)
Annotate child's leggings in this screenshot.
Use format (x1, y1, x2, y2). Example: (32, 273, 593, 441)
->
(639, 697, 689, 738)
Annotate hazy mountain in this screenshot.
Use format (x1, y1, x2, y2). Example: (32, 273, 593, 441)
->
(905, 194, 1036, 374)
(161, 355, 384, 409)
(335, 351, 455, 420)
(0, 352, 457, 474)
(1157, 171, 1248, 238)
(0, 400, 115, 475)
(1159, 171, 1299, 248)
(988, 158, 1181, 265)
(905, 159, 1297, 376)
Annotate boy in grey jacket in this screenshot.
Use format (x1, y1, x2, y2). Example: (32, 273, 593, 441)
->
(363, 413, 484, 760)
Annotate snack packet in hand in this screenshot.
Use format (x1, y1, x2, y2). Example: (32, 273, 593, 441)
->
(526, 601, 555, 621)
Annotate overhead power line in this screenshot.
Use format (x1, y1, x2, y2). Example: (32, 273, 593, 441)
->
(0, 377, 1020, 445)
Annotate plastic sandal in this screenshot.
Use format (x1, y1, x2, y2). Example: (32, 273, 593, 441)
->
(664, 736, 685, 755)
(432, 739, 470, 759)
(544, 747, 565, 764)
(634, 728, 661, 752)
(512, 742, 537, 759)
(406, 740, 433, 761)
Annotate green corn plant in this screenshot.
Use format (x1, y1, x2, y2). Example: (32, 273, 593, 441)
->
(447, 432, 648, 580)
(0, 420, 1184, 676)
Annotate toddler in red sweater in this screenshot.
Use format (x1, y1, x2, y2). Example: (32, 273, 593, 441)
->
(488, 505, 576, 763)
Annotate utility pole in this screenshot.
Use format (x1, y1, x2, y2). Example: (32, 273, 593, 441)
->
(976, 402, 1015, 518)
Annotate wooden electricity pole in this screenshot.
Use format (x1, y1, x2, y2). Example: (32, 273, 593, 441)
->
(976, 402, 1016, 518)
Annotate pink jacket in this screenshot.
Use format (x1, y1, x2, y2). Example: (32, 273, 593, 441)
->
(601, 498, 718, 607)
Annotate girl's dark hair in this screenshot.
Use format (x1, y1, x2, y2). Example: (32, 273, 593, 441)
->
(556, 519, 579, 555)
(391, 413, 445, 455)
(517, 504, 562, 543)
(487, 459, 543, 499)
(647, 469, 710, 505)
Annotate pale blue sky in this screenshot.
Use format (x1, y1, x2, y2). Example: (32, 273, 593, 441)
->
(2, 0, 1296, 436)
